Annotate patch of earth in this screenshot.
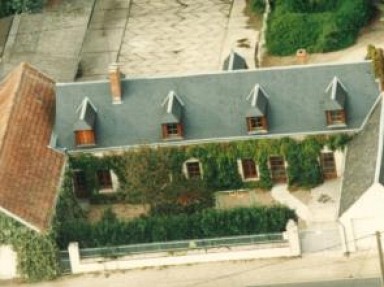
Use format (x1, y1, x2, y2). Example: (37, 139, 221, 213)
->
(290, 189, 311, 206)
(87, 203, 150, 223)
(215, 189, 276, 209)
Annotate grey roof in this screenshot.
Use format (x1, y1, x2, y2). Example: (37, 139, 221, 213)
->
(54, 61, 380, 151)
(246, 84, 268, 117)
(223, 51, 248, 71)
(73, 97, 97, 131)
(161, 91, 184, 124)
(339, 99, 382, 216)
(324, 77, 347, 110)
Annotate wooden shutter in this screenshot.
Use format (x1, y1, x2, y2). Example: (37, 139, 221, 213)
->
(177, 123, 183, 137)
(261, 116, 268, 131)
(162, 124, 168, 139)
(75, 130, 95, 146)
(326, 111, 332, 125)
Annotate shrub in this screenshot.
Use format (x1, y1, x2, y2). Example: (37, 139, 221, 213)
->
(56, 206, 297, 248)
(264, 0, 374, 56)
(0, 0, 45, 18)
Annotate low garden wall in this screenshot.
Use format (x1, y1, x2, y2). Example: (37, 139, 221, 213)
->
(67, 220, 300, 274)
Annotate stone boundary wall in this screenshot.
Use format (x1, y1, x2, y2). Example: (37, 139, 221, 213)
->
(256, 0, 271, 67)
(67, 220, 300, 275)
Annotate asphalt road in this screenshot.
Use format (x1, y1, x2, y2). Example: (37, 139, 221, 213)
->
(251, 277, 381, 287)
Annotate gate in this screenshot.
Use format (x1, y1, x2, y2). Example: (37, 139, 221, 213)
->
(299, 227, 341, 253)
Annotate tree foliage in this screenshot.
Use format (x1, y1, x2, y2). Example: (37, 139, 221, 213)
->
(0, 0, 44, 18)
(263, 0, 374, 55)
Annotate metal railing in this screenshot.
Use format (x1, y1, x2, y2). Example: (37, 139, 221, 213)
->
(76, 233, 285, 260)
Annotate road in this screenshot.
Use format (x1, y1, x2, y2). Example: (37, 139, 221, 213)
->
(252, 278, 381, 287)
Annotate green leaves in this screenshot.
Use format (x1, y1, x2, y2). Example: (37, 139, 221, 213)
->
(56, 206, 298, 249)
(265, 0, 374, 55)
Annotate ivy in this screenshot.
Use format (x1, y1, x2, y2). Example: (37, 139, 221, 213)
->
(69, 134, 351, 202)
(0, 214, 58, 282)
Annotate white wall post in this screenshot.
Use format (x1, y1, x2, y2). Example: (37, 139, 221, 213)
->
(285, 220, 301, 256)
(68, 242, 81, 274)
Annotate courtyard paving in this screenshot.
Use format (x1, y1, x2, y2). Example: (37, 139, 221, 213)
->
(78, 0, 260, 80)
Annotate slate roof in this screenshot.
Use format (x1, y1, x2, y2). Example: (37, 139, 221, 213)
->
(339, 99, 382, 216)
(54, 61, 380, 151)
(0, 63, 65, 232)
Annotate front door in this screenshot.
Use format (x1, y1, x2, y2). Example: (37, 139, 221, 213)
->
(269, 156, 287, 183)
(320, 152, 337, 179)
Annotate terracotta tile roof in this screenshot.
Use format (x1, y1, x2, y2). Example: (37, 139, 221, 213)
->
(0, 63, 65, 232)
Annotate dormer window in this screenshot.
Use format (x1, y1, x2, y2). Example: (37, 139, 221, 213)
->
(162, 122, 182, 138)
(324, 77, 347, 127)
(326, 109, 346, 126)
(246, 84, 269, 134)
(74, 97, 97, 147)
(247, 116, 267, 132)
(75, 130, 96, 146)
(161, 91, 184, 140)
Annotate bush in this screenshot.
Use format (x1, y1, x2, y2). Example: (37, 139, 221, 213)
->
(56, 206, 297, 248)
(250, 0, 266, 14)
(264, 0, 374, 55)
(0, 0, 45, 18)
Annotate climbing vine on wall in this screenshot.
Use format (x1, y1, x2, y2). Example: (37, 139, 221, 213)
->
(0, 214, 58, 282)
(69, 134, 351, 204)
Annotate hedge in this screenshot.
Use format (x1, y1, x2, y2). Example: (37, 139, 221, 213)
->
(264, 0, 374, 55)
(56, 206, 297, 248)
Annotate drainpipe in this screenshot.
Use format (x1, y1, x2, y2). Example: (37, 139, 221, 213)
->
(337, 219, 350, 256)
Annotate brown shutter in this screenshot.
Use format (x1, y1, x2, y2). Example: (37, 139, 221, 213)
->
(177, 123, 183, 137)
(75, 130, 95, 146)
(162, 124, 168, 139)
(326, 111, 331, 125)
(261, 116, 268, 131)
(246, 118, 251, 132)
(341, 109, 346, 124)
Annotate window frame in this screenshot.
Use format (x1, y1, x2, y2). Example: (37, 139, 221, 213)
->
(326, 109, 346, 126)
(162, 123, 183, 139)
(96, 169, 113, 190)
(246, 116, 268, 133)
(239, 159, 259, 181)
(183, 159, 203, 179)
(72, 170, 89, 198)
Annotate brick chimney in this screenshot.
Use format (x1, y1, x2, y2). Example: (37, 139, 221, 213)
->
(296, 48, 308, 65)
(109, 63, 122, 104)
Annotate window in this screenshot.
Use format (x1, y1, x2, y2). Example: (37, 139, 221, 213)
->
(320, 152, 337, 179)
(73, 170, 88, 198)
(97, 170, 113, 189)
(75, 130, 95, 146)
(269, 156, 287, 183)
(247, 116, 267, 132)
(162, 123, 183, 139)
(326, 110, 346, 126)
(186, 162, 201, 179)
(241, 159, 258, 180)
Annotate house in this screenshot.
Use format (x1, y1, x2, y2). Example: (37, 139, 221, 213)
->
(0, 63, 65, 279)
(52, 61, 384, 253)
(0, 59, 382, 279)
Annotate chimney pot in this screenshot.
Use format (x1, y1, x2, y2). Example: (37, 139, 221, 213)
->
(109, 64, 122, 104)
(296, 48, 308, 65)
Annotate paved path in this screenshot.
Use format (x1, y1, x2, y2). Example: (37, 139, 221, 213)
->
(253, 277, 381, 287)
(117, 0, 232, 77)
(2, 251, 381, 287)
(78, 0, 131, 80)
(1, 0, 95, 82)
